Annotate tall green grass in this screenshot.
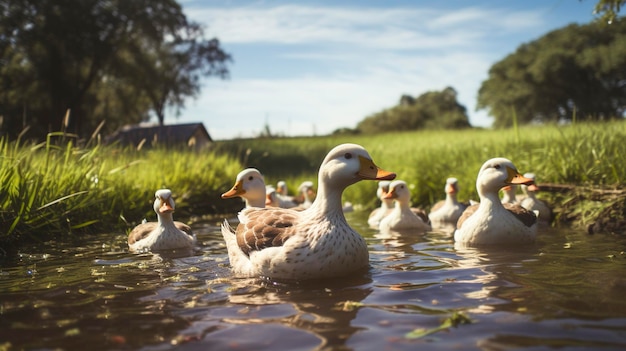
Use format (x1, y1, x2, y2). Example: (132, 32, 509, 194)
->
(2, 120, 625, 247)
(0, 134, 242, 247)
(216, 121, 626, 213)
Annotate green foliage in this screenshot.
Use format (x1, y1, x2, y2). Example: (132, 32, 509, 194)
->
(218, 121, 626, 214)
(0, 0, 231, 141)
(3, 121, 626, 247)
(594, 0, 626, 24)
(477, 18, 626, 127)
(357, 87, 471, 133)
(0, 133, 241, 247)
(405, 312, 472, 339)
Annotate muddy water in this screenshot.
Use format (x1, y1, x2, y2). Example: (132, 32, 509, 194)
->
(1, 211, 625, 350)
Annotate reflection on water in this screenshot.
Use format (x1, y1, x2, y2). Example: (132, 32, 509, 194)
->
(1, 213, 625, 350)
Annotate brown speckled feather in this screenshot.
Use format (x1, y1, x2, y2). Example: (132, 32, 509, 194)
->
(456, 204, 479, 229)
(411, 208, 430, 223)
(236, 208, 299, 256)
(456, 203, 536, 229)
(127, 221, 193, 245)
(503, 202, 537, 227)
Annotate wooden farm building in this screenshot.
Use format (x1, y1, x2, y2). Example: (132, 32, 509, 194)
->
(106, 123, 212, 150)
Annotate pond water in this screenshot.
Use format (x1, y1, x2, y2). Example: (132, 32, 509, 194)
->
(1, 211, 625, 350)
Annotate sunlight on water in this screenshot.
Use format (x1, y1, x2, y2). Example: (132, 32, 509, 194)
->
(1, 212, 625, 350)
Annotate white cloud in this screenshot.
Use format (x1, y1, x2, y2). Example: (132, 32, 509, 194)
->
(188, 4, 543, 49)
(172, 2, 584, 139)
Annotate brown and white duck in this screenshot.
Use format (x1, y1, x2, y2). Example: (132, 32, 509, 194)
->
(428, 177, 468, 232)
(220, 143, 396, 280)
(296, 180, 316, 210)
(454, 158, 537, 246)
(520, 173, 552, 224)
(128, 189, 196, 252)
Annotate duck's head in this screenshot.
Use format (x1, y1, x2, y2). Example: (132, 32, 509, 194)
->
(154, 189, 175, 214)
(376, 180, 391, 199)
(383, 180, 410, 203)
(319, 143, 396, 188)
(221, 168, 266, 201)
(277, 180, 288, 196)
(265, 185, 278, 206)
(298, 180, 316, 197)
(476, 158, 533, 195)
(445, 177, 459, 194)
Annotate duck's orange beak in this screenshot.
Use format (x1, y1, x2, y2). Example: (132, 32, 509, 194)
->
(221, 180, 245, 199)
(358, 156, 396, 180)
(506, 167, 534, 185)
(159, 197, 174, 214)
(382, 188, 398, 200)
(446, 183, 456, 194)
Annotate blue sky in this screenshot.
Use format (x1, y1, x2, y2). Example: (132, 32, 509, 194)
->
(171, 0, 604, 139)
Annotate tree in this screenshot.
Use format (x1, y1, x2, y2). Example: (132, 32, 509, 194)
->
(477, 19, 626, 127)
(357, 87, 471, 134)
(594, 0, 626, 23)
(0, 0, 231, 140)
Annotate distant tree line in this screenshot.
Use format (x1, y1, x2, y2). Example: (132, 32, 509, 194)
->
(0, 0, 231, 141)
(354, 87, 470, 134)
(1, 0, 624, 140)
(477, 17, 626, 127)
(347, 15, 626, 134)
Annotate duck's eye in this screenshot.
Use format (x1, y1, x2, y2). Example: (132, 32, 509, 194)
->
(344, 153, 353, 159)
(248, 176, 254, 181)
(494, 164, 501, 170)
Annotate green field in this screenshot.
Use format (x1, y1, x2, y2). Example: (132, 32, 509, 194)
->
(1, 121, 625, 247)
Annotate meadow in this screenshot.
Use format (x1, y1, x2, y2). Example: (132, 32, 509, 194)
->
(1, 121, 625, 249)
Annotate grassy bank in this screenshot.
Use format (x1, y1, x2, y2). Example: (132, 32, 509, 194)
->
(217, 121, 626, 226)
(0, 133, 242, 248)
(2, 121, 625, 248)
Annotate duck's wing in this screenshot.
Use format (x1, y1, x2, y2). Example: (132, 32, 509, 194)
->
(235, 207, 299, 256)
(430, 200, 445, 214)
(456, 203, 479, 229)
(411, 207, 430, 223)
(127, 222, 155, 245)
(174, 221, 194, 237)
(503, 203, 537, 227)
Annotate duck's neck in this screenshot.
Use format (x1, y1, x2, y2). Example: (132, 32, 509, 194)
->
(445, 192, 458, 205)
(396, 198, 412, 213)
(308, 183, 346, 219)
(381, 199, 393, 211)
(479, 191, 500, 210)
(246, 197, 265, 208)
(157, 212, 177, 230)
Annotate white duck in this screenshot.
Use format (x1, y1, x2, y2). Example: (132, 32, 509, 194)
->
(265, 185, 299, 208)
(501, 184, 522, 204)
(367, 180, 393, 228)
(454, 158, 537, 246)
(128, 189, 197, 252)
(220, 143, 396, 280)
(276, 180, 289, 197)
(296, 180, 316, 209)
(379, 180, 431, 233)
(428, 177, 468, 232)
(221, 168, 267, 209)
(520, 173, 552, 224)
(276, 180, 299, 205)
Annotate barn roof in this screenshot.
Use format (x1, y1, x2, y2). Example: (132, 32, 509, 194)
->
(106, 122, 212, 147)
